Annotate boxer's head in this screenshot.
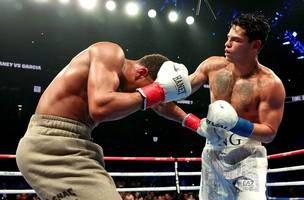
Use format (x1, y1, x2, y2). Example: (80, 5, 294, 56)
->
(225, 13, 270, 62)
(122, 54, 169, 92)
(231, 13, 270, 48)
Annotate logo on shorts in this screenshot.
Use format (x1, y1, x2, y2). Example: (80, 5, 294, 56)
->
(46, 188, 78, 200)
(223, 134, 242, 146)
(237, 177, 258, 192)
(172, 75, 186, 95)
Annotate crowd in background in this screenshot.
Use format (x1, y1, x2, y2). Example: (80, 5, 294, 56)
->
(10, 191, 198, 200)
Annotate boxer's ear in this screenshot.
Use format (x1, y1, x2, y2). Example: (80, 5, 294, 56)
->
(252, 39, 262, 51)
(135, 67, 149, 80)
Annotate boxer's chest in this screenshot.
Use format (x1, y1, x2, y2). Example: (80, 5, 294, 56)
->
(209, 70, 261, 120)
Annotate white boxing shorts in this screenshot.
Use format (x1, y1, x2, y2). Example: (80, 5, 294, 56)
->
(199, 133, 268, 200)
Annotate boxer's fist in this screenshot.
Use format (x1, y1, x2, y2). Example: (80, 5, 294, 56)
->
(206, 100, 239, 130)
(137, 61, 191, 110)
(182, 113, 226, 145)
(206, 100, 254, 137)
(197, 119, 227, 145)
(157, 61, 191, 102)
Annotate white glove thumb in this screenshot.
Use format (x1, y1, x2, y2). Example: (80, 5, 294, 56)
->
(197, 119, 227, 145)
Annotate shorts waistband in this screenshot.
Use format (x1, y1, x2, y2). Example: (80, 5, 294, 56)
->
(26, 114, 92, 140)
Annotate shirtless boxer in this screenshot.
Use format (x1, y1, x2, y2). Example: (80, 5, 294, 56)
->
(156, 13, 285, 199)
(16, 41, 191, 200)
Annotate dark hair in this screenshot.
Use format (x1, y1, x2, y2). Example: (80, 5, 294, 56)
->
(138, 54, 170, 80)
(231, 13, 270, 47)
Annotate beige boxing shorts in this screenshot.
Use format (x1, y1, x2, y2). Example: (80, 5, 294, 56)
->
(16, 114, 122, 200)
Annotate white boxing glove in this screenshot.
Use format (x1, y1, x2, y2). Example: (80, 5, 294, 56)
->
(206, 100, 254, 137)
(137, 61, 191, 110)
(182, 113, 226, 145)
(198, 119, 227, 145)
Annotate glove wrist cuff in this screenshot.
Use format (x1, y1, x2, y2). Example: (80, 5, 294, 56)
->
(136, 82, 165, 110)
(182, 113, 201, 132)
(230, 117, 254, 137)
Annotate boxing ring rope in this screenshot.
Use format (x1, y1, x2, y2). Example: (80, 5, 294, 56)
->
(0, 149, 304, 198)
(1, 148, 304, 160)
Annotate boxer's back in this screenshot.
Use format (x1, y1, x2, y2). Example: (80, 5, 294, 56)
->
(35, 49, 95, 127)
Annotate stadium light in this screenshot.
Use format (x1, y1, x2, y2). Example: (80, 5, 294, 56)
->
(105, 0, 116, 11)
(58, 0, 70, 4)
(78, 0, 97, 10)
(148, 9, 157, 18)
(186, 16, 194, 25)
(168, 11, 178, 22)
(125, 2, 139, 17)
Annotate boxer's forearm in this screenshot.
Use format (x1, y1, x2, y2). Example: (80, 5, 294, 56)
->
(88, 91, 143, 122)
(153, 102, 187, 123)
(251, 123, 277, 143)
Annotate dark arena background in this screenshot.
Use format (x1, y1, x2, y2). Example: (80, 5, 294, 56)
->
(0, 0, 303, 199)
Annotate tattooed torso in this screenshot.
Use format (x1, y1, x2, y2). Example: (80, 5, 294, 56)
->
(208, 63, 275, 122)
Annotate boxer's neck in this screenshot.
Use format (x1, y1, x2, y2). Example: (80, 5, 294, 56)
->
(232, 59, 259, 78)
